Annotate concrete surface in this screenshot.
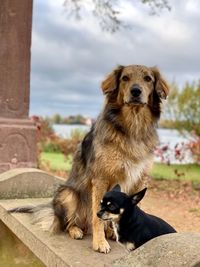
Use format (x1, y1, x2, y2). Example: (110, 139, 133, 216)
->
(113, 233, 200, 267)
(0, 168, 65, 199)
(0, 198, 127, 267)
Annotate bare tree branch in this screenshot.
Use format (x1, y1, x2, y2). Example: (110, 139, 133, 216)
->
(141, 0, 171, 15)
(92, 0, 122, 33)
(63, 0, 171, 32)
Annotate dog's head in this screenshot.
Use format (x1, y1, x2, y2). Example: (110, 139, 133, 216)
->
(101, 65, 170, 107)
(97, 185, 147, 222)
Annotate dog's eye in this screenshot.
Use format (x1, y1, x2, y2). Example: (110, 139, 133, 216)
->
(109, 204, 116, 211)
(144, 75, 152, 82)
(121, 75, 129, 82)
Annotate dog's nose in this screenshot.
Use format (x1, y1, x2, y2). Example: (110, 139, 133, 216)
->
(131, 85, 142, 97)
(97, 211, 103, 218)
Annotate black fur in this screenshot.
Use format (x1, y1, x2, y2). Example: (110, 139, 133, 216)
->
(9, 206, 35, 213)
(81, 124, 95, 166)
(52, 198, 68, 231)
(149, 90, 162, 119)
(9, 203, 52, 214)
(52, 184, 76, 231)
(103, 106, 126, 135)
(97, 185, 176, 250)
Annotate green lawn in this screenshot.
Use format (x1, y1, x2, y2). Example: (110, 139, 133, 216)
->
(40, 152, 200, 183)
(40, 152, 72, 171)
(151, 163, 200, 183)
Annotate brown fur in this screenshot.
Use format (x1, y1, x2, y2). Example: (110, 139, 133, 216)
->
(52, 65, 170, 253)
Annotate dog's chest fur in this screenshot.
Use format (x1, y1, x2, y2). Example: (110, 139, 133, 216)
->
(120, 156, 153, 194)
(112, 221, 136, 251)
(93, 107, 157, 194)
(95, 141, 154, 194)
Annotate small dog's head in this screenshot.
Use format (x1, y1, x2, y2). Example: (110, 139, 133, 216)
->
(101, 65, 170, 107)
(97, 185, 147, 222)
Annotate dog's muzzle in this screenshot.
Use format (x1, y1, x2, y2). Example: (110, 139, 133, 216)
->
(128, 85, 144, 105)
(131, 85, 142, 98)
(97, 210, 112, 221)
(97, 210, 104, 219)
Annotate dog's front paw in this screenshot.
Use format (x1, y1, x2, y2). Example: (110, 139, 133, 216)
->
(125, 242, 135, 252)
(93, 238, 111, 254)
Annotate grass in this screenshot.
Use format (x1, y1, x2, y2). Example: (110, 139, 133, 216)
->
(150, 163, 200, 183)
(40, 152, 72, 171)
(40, 152, 200, 183)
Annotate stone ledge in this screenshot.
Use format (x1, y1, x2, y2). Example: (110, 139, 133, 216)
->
(0, 198, 127, 267)
(113, 232, 200, 267)
(1, 198, 200, 267)
(0, 168, 65, 199)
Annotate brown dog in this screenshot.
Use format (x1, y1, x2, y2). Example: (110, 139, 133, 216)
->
(10, 65, 170, 253)
(50, 65, 170, 253)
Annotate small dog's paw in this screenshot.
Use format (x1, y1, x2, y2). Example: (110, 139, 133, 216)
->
(93, 239, 111, 254)
(125, 242, 135, 252)
(68, 226, 83, 240)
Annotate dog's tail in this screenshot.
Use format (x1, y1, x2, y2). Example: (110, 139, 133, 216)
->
(9, 203, 55, 231)
(9, 206, 35, 213)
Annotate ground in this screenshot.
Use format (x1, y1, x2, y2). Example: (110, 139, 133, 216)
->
(141, 179, 200, 232)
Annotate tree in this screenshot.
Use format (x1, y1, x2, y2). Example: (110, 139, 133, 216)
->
(63, 0, 171, 32)
(53, 113, 62, 124)
(177, 82, 200, 125)
(164, 81, 200, 135)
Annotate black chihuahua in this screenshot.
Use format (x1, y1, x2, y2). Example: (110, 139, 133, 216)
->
(97, 185, 176, 251)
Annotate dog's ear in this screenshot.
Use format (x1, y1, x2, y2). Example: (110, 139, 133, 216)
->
(112, 184, 121, 192)
(131, 188, 147, 205)
(151, 67, 170, 99)
(101, 65, 124, 94)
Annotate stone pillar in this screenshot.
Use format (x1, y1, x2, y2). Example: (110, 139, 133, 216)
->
(0, 0, 37, 173)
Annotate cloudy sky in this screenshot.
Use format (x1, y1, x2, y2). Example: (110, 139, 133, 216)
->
(30, 0, 200, 118)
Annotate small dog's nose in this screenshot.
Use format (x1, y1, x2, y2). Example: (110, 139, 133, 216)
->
(97, 211, 103, 218)
(131, 86, 141, 97)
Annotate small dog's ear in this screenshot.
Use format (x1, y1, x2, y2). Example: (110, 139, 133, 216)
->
(101, 65, 124, 94)
(151, 67, 170, 99)
(131, 188, 147, 205)
(112, 184, 121, 192)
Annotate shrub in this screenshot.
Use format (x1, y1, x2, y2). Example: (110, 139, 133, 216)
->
(33, 116, 87, 157)
(154, 135, 200, 165)
(31, 116, 54, 142)
(187, 136, 200, 164)
(59, 129, 86, 157)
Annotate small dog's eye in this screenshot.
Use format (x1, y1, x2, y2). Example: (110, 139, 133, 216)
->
(122, 75, 129, 82)
(109, 204, 116, 210)
(144, 75, 152, 82)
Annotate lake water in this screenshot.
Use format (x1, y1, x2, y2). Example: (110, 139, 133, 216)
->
(53, 124, 89, 137)
(53, 124, 194, 164)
